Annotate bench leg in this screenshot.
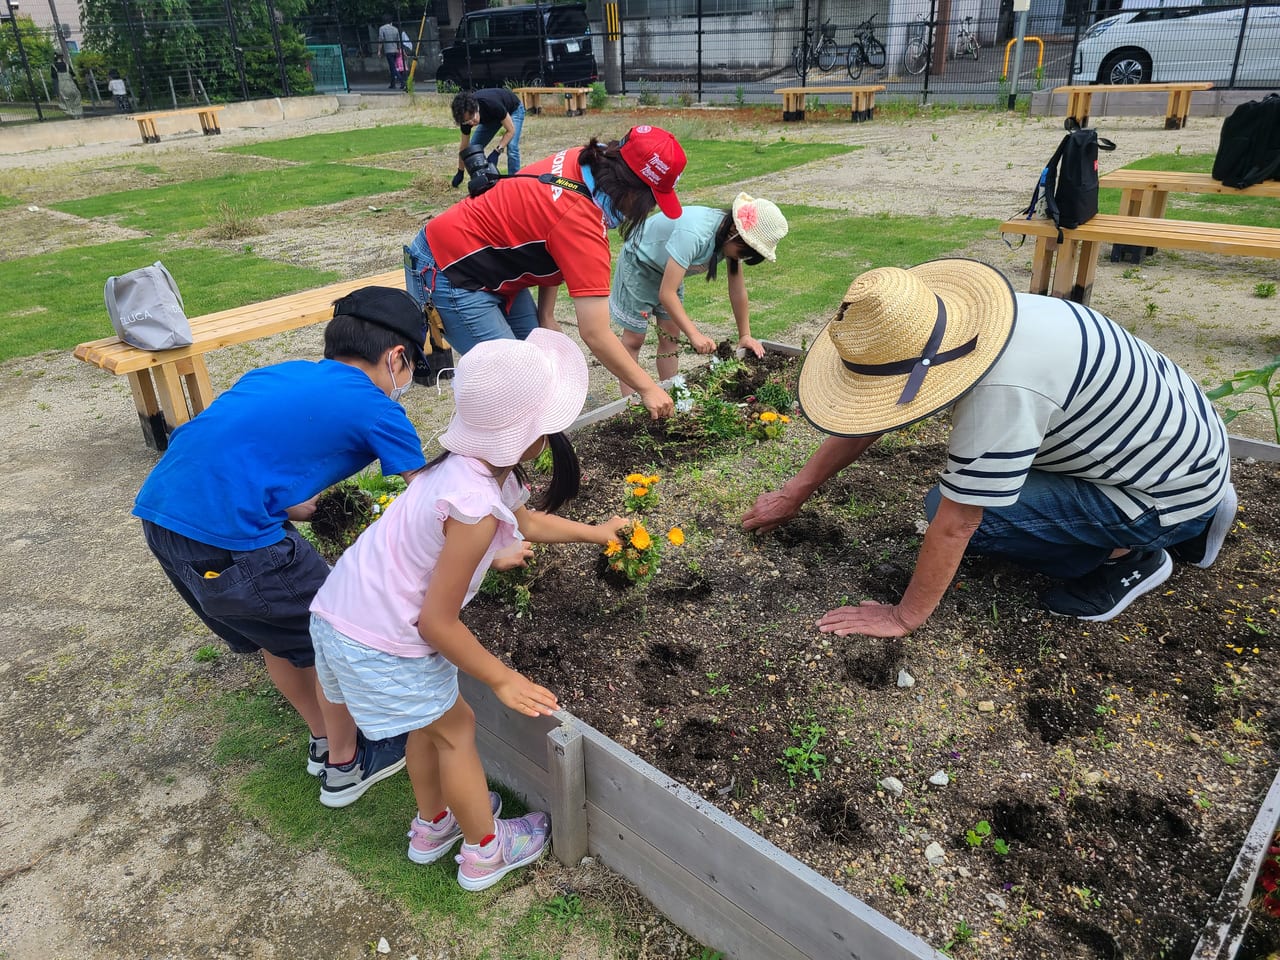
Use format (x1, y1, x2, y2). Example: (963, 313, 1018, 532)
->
(199, 111, 222, 135)
(1070, 240, 1100, 306)
(180, 356, 215, 417)
(127, 371, 170, 451)
(1029, 236, 1055, 296)
(152, 363, 194, 434)
(1067, 91, 1091, 128)
(1165, 90, 1187, 130)
(1049, 237, 1098, 304)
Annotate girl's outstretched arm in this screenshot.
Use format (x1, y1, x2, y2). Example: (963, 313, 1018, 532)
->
(658, 258, 716, 355)
(727, 265, 763, 358)
(419, 515, 558, 716)
(515, 507, 627, 546)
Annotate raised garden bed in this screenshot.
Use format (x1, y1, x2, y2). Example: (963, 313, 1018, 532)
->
(458, 346, 1280, 959)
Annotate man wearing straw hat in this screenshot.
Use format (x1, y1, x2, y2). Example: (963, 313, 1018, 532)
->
(743, 260, 1237, 631)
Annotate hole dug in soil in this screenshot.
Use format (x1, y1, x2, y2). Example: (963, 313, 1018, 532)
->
(459, 350, 1280, 959)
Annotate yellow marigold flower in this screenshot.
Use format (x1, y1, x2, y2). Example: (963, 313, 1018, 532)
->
(667, 526, 685, 546)
(625, 473, 647, 484)
(760, 411, 779, 423)
(780, 414, 791, 423)
(647, 474, 661, 484)
(604, 540, 621, 556)
(630, 525, 652, 550)
(632, 486, 650, 497)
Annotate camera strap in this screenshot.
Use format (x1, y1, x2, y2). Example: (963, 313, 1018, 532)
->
(504, 173, 593, 196)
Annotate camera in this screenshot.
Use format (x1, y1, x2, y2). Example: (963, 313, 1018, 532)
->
(460, 143, 501, 198)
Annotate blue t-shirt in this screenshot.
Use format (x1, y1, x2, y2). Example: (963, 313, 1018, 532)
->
(134, 360, 426, 551)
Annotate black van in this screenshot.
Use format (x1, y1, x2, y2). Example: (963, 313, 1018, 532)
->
(435, 3, 597, 88)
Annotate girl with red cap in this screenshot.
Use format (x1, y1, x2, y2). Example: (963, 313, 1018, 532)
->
(405, 125, 687, 419)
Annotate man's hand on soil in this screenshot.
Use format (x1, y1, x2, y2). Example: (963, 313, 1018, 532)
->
(817, 600, 914, 638)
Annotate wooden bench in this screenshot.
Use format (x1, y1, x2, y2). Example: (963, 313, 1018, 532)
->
(1053, 82, 1213, 130)
(1098, 167, 1280, 261)
(74, 269, 403, 450)
(132, 105, 226, 143)
(998, 214, 1280, 306)
(513, 87, 591, 116)
(774, 85, 885, 122)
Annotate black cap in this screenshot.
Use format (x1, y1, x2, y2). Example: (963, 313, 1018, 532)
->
(332, 286, 428, 365)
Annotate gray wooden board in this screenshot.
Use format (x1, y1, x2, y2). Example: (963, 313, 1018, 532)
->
(1229, 436, 1280, 463)
(587, 802, 811, 960)
(1192, 767, 1280, 960)
(576, 722, 943, 960)
(462, 674, 558, 767)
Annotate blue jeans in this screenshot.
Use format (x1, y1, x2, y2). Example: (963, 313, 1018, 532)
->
(924, 469, 1214, 579)
(469, 103, 524, 173)
(404, 230, 537, 356)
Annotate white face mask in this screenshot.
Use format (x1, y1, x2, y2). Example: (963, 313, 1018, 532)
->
(387, 352, 411, 403)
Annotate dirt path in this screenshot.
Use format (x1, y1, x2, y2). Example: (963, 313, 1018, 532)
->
(2, 99, 1276, 960)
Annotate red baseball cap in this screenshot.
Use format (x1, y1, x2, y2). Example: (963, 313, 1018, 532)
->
(619, 125, 686, 219)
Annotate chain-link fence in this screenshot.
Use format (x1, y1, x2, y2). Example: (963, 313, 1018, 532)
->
(2, 0, 1277, 126)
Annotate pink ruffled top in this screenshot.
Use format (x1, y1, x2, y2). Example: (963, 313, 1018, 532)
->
(311, 454, 527, 658)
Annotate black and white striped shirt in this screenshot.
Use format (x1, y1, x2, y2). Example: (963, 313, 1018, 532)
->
(940, 294, 1229, 526)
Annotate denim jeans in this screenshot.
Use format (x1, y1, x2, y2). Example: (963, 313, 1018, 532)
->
(404, 230, 537, 356)
(469, 103, 525, 173)
(924, 469, 1214, 579)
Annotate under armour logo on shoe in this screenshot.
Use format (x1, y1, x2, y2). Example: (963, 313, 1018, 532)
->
(1121, 572, 1141, 586)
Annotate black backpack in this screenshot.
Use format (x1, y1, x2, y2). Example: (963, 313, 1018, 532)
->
(1212, 93, 1280, 189)
(1022, 123, 1116, 242)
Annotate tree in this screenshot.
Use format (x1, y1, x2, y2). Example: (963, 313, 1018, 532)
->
(0, 14, 57, 102)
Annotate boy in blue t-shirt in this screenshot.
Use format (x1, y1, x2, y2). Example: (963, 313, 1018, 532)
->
(134, 287, 429, 808)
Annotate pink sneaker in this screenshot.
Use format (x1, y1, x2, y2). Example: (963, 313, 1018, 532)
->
(454, 812, 551, 891)
(407, 791, 502, 864)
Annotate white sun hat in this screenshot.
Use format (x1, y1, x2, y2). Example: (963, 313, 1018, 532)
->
(439, 329, 588, 467)
(731, 192, 788, 262)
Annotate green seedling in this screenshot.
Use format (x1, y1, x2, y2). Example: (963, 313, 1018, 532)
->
(778, 718, 827, 786)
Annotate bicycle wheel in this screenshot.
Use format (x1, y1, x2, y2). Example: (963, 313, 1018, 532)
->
(864, 37, 886, 69)
(904, 38, 928, 76)
(965, 36, 980, 60)
(846, 41, 865, 80)
(817, 38, 837, 72)
(791, 45, 806, 76)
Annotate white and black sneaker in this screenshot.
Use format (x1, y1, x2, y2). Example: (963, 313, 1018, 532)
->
(319, 733, 408, 808)
(1040, 548, 1173, 622)
(1171, 481, 1238, 569)
(306, 735, 329, 777)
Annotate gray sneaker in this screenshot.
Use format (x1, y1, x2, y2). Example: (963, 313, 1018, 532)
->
(306, 735, 328, 777)
(319, 733, 407, 808)
(1171, 481, 1237, 569)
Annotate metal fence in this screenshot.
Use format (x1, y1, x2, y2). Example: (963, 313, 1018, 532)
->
(2, 0, 1278, 126)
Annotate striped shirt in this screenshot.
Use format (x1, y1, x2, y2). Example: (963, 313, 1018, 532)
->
(940, 294, 1229, 527)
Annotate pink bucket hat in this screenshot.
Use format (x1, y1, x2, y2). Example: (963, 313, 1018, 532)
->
(439, 329, 588, 467)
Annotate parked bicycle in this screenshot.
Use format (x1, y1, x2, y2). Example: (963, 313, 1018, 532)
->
(845, 13, 887, 80)
(903, 15, 933, 76)
(953, 15, 979, 60)
(792, 18, 839, 75)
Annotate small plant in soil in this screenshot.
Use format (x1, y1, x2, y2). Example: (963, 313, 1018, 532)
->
(602, 519, 670, 585)
(964, 819, 1010, 855)
(478, 558, 537, 619)
(1206, 355, 1280, 443)
(778, 716, 828, 786)
(622, 472, 661, 512)
(303, 467, 407, 561)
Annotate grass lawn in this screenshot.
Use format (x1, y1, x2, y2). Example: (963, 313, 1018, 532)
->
(222, 123, 458, 162)
(1102, 152, 1280, 229)
(676, 138, 856, 192)
(0, 239, 338, 362)
(49, 164, 416, 234)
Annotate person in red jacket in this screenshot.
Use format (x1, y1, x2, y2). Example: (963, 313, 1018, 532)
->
(405, 124, 686, 419)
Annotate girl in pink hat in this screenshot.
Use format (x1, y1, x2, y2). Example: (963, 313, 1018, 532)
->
(610, 192, 788, 393)
(309, 329, 626, 891)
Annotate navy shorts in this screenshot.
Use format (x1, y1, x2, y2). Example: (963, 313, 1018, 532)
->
(142, 520, 329, 668)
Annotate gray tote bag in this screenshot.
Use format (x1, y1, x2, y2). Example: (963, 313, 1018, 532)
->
(104, 261, 194, 350)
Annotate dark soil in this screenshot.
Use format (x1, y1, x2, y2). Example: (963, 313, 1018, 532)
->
(462, 351, 1280, 959)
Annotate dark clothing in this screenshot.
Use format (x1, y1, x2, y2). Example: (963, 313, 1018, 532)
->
(459, 88, 520, 135)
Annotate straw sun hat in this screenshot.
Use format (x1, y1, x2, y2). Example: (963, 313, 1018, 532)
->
(798, 259, 1017, 437)
(439, 329, 588, 467)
